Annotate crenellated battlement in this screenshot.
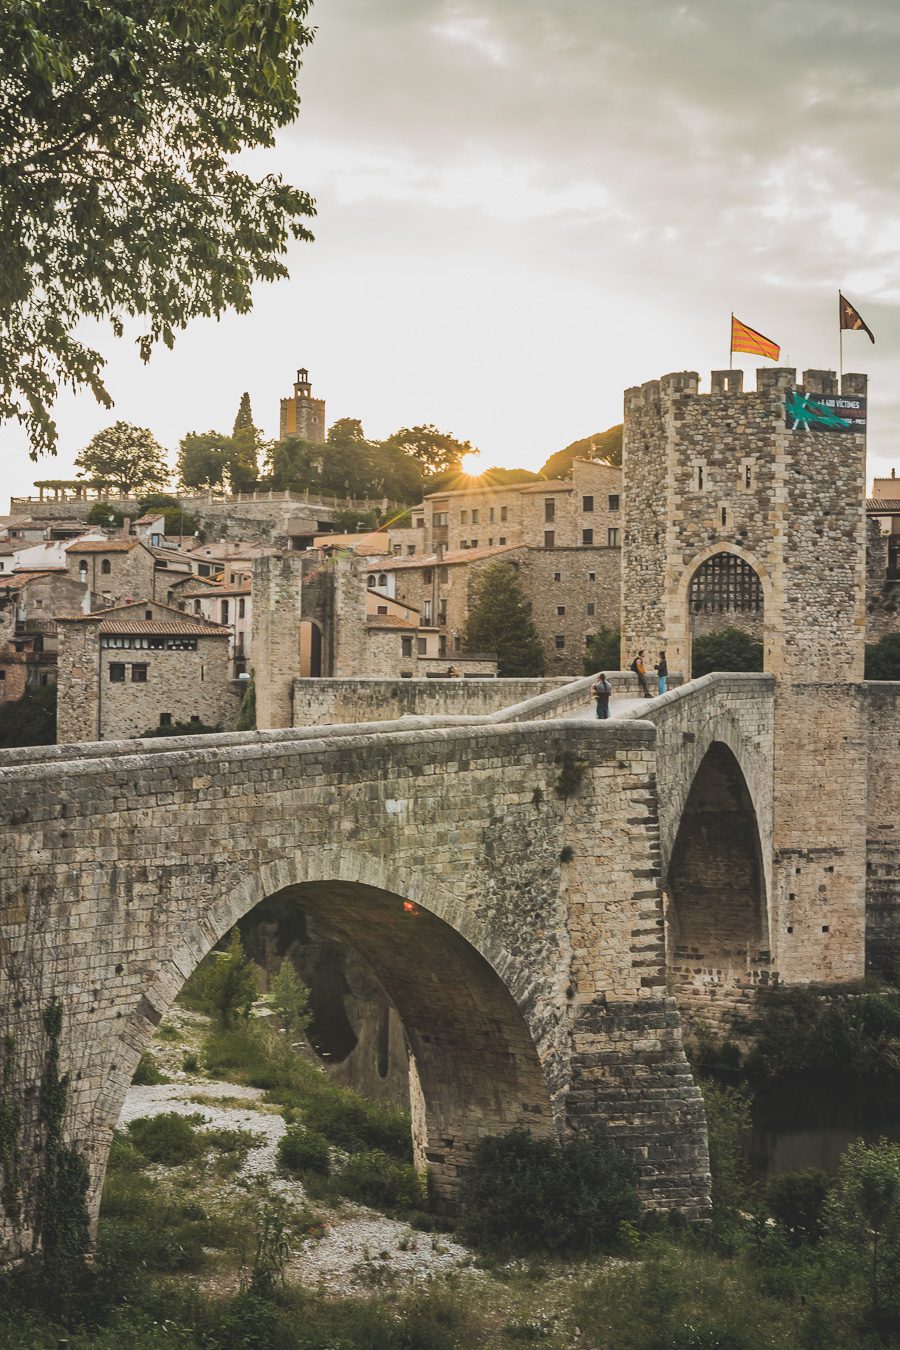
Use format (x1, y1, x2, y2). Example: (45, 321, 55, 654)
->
(624, 368, 867, 413)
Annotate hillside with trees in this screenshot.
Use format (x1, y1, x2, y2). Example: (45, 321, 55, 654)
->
(539, 425, 623, 480)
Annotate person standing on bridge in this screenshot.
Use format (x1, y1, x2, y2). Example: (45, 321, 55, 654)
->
(592, 672, 613, 719)
(631, 650, 652, 698)
(655, 651, 668, 696)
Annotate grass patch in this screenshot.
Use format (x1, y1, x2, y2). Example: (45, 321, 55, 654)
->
(127, 1112, 205, 1165)
(338, 1149, 426, 1210)
(278, 1123, 331, 1175)
(131, 1050, 167, 1085)
(204, 1022, 412, 1158)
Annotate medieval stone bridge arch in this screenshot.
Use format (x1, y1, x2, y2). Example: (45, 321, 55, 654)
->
(0, 715, 711, 1259)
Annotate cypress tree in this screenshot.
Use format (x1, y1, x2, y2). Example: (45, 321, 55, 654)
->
(464, 563, 545, 676)
(233, 391, 255, 435)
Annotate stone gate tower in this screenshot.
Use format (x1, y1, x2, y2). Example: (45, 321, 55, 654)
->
(622, 366, 869, 988)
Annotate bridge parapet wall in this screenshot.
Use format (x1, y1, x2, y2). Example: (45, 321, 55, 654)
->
(0, 717, 709, 1260)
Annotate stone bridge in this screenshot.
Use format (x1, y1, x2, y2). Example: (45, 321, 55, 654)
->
(1, 668, 891, 1262)
(1, 675, 714, 1261)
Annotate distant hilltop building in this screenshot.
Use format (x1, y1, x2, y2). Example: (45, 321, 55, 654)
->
(279, 367, 326, 443)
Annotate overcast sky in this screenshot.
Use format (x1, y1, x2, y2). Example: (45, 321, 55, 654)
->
(4, 0, 900, 504)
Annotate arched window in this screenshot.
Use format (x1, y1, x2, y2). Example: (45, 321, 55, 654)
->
(100, 558, 111, 575)
(367, 575, 376, 588)
(78, 561, 87, 581)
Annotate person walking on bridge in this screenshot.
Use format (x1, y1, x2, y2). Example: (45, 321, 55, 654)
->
(592, 672, 613, 719)
(631, 650, 652, 698)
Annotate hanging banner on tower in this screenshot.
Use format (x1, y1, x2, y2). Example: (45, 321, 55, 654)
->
(784, 387, 867, 434)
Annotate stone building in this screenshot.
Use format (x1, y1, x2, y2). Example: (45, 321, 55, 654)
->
(279, 367, 326, 443)
(423, 459, 621, 552)
(65, 537, 156, 609)
(179, 580, 253, 676)
(56, 609, 236, 742)
(0, 570, 88, 701)
(368, 540, 620, 674)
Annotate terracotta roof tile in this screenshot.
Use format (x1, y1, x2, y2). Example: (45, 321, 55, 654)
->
(366, 614, 418, 629)
(65, 538, 139, 553)
(57, 616, 229, 636)
(867, 498, 900, 511)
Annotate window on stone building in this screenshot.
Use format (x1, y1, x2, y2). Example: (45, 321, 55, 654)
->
(101, 558, 111, 574)
(608, 528, 619, 547)
(689, 551, 762, 614)
(554, 634, 565, 650)
(544, 499, 555, 523)
(393, 544, 401, 556)
(423, 599, 432, 623)
(499, 536, 506, 545)
(79, 560, 87, 581)
(367, 575, 376, 587)
(438, 598, 447, 624)
(459, 540, 467, 550)
(377, 605, 388, 615)
(489, 507, 495, 523)
(500, 506, 508, 522)
(471, 509, 479, 525)
(401, 637, 413, 657)
(554, 571, 561, 581)
(193, 600, 201, 614)
(190, 715, 201, 723)
(131, 664, 148, 682)
(378, 573, 388, 587)
(440, 567, 449, 583)
(238, 598, 245, 618)
(545, 531, 555, 548)
(435, 512, 448, 527)
(721, 507, 727, 527)
(221, 600, 229, 624)
(696, 466, 704, 490)
(582, 528, 594, 545)
(460, 510, 468, 524)
(407, 545, 416, 555)
(160, 712, 172, 726)
(109, 663, 126, 682)
(557, 605, 566, 616)
(417, 637, 427, 655)
(608, 494, 620, 511)
(745, 465, 752, 488)
(583, 496, 594, 512)
(588, 571, 596, 581)
(423, 569, 433, 583)
(587, 602, 595, 616)
(470, 539, 478, 548)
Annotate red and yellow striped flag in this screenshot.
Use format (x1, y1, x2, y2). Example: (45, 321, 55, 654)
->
(731, 315, 780, 362)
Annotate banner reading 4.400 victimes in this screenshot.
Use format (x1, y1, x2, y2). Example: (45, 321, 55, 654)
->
(785, 387, 867, 434)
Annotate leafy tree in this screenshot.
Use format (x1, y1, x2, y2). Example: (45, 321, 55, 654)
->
(193, 929, 258, 1027)
(1, 2, 315, 457)
(691, 626, 763, 678)
(866, 634, 900, 680)
(269, 961, 311, 1041)
(824, 1138, 900, 1324)
(0, 684, 56, 747)
(178, 431, 231, 491)
(368, 440, 424, 502)
(767, 1169, 830, 1245)
(386, 424, 472, 476)
(584, 628, 621, 674)
(701, 1081, 753, 1235)
(540, 425, 623, 479)
(233, 392, 255, 436)
(464, 563, 545, 676)
(74, 422, 169, 496)
(86, 502, 126, 528)
(138, 493, 200, 538)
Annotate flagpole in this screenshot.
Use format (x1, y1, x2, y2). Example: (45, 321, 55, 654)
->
(838, 291, 843, 382)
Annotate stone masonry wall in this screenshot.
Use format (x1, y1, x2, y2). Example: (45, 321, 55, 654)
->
(864, 683, 900, 974)
(292, 677, 575, 726)
(0, 716, 710, 1260)
(518, 547, 621, 674)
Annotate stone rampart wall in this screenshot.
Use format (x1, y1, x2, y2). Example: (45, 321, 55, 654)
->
(292, 677, 575, 726)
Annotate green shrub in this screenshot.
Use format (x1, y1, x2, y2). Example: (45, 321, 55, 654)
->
(766, 1169, 830, 1245)
(302, 1086, 411, 1157)
(204, 1126, 262, 1175)
(692, 626, 763, 678)
(131, 1051, 166, 1085)
(182, 1051, 199, 1072)
(181, 930, 259, 1027)
(459, 1125, 640, 1254)
(127, 1112, 204, 1165)
(701, 1081, 753, 1235)
(338, 1150, 425, 1210)
(0, 685, 56, 748)
(584, 628, 621, 674)
(865, 633, 900, 680)
(824, 1137, 900, 1326)
(268, 960, 312, 1041)
(105, 1132, 145, 1174)
(278, 1125, 331, 1175)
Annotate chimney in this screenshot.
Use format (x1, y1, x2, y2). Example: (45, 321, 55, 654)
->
(121, 515, 131, 537)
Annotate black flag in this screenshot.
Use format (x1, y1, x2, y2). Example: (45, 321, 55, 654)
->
(839, 292, 875, 343)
